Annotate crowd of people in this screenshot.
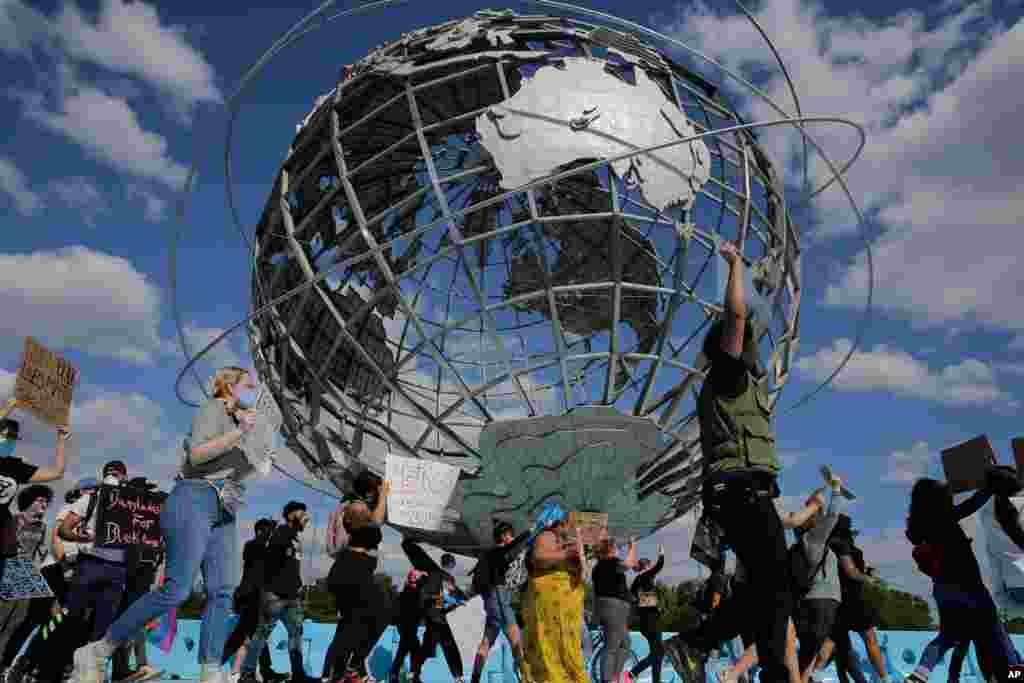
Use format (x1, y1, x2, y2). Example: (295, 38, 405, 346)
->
(0, 238, 1022, 683)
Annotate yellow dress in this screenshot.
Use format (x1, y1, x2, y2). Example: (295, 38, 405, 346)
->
(521, 556, 590, 683)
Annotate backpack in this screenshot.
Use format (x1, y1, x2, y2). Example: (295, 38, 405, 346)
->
(790, 538, 828, 598)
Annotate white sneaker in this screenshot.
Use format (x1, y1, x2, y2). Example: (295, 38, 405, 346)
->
(72, 640, 116, 683)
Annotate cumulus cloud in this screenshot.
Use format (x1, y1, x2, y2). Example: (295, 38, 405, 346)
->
(0, 246, 166, 364)
(125, 184, 169, 223)
(665, 0, 1024, 337)
(48, 176, 111, 227)
(0, 156, 44, 216)
(796, 338, 1019, 409)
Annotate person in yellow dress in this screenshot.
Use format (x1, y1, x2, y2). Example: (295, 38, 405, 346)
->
(521, 502, 591, 683)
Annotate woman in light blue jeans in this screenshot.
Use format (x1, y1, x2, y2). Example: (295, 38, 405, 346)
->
(73, 367, 260, 683)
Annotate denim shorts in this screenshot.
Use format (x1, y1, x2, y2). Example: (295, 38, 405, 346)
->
(484, 587, 517, 632)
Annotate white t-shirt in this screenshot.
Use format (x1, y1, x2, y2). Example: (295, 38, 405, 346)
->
(42, 506, 84, 568)
(68, 491, 125, 563)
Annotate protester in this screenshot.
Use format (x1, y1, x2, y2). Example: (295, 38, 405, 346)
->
(468, 520, 531, 683)
(664, 239, 794, 683)
(25, 461, 133, 683)
(221, 519, 288, 683)
(73, 366, 261, 683)
(593, 537, 641, 683)
(0, 485, 52, 673)
(6, 479, 97, 683)
(1, 398, 70, 586)
(802, 514, 889, 683)
(904, 473, 1019, 683)
(390, 569, 427, 683)
(237, 502, 316, 683)
(323, 470, 388, 682)
(110, 478, 169, 683)
(520, 501, 589, 683)
(402, 542, 467, 683)
(627, 545, 666, 683)
(790, 485, 846, 683)
(325, 480, 392, 683)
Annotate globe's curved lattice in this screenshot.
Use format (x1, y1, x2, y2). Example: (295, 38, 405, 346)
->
(247, 8, 802, 554)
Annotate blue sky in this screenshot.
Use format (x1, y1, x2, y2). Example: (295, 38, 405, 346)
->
(1, 0, 1023, 607)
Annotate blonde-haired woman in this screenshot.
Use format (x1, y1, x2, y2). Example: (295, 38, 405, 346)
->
(74, 367, 260, 683)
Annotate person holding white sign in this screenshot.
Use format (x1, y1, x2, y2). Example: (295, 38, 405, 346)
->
(73, 367, 263, 683)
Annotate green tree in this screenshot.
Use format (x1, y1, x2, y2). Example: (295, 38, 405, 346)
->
(863, 580, 933, 630)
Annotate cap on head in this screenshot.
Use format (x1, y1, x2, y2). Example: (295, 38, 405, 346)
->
(17, 485, 53, 511)
(103, 461, 127, 478)
(255, 518, 276, 535)
(441, 553, 455, 569)
(283, 501, 307, 519)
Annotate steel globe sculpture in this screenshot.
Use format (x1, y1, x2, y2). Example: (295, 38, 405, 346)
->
(244, 7, 806, 555)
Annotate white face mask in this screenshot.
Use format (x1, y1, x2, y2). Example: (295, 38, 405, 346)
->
(104, 476, 120, 486)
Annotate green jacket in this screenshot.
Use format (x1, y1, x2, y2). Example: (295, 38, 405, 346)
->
(697, 368, 780, 475)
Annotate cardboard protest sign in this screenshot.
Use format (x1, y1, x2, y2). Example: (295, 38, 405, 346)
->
(566, 511, 609, 546)
(240, 384, 284, 470)
(386, 454, 460, 531)
(94, 485, 166, 550)
(14, 337, 78, 428)
(942, 435, 997, 494)
(0, 557, 54, 600)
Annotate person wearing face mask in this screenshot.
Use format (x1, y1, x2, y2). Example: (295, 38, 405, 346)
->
(74, 367, 262, 683)
(23, 462, 132, 683)
(237, 502, 317, 683)
(0, 485, 53, 677)
(0, 398, 70, 586)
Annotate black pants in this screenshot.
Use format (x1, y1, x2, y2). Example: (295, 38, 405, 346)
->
(221, 597, 276, 676)
(0, 564, 66, 670)
(390, 593, 422, 679)
(412, 612, 462, 679)
(688, 474, 792, 683)
(831, 627, 867, 683)
(327, 550, 392, 677)
(631, 608, 664, 683)
(794, 599, 839, 674)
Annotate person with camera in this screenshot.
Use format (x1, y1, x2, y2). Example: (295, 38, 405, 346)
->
(1, 398, 70, 586)
(401, 542, 468, 683)
(238, 502, 316, 683)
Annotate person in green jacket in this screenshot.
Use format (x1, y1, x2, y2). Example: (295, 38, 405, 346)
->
(665, 239, 797, 683)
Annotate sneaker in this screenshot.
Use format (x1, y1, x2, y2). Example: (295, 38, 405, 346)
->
(72, 639, 117, 683)
(905, 674, 928, 683)
(238, 674, 259, 683)
(132, 667, 162, 683)
(622, 673, 635, 683)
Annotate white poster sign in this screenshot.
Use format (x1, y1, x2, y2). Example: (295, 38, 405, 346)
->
(241, 384, 284, 475)
(385, 454, 460, 531)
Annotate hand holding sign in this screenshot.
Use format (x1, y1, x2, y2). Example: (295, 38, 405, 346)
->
(385, 454, 459, 532)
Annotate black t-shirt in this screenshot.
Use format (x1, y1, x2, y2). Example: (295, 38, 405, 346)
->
(348, 524, 383, 550)
(475, 529, 531, 592)
(707, 348, 750, 399)
(830, 537, 866, 604)
(593, 558, 631, 602)
(264, 525, 303, 599)
(630, 555, 665, 609)
(0, 457, 39, 557)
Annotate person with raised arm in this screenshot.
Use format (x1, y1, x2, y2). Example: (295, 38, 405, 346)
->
(72, 367, 262, 683)
(0, 398, 70, 585)
(627, 544, 666, 683)
(664, 239, 796, 683)
(593, 537, 642, 683)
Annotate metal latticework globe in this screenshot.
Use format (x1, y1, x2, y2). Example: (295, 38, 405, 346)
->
(248, 8, 801, 555)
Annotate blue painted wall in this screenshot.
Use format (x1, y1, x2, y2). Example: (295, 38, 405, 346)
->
(122, 621, 1021, 682)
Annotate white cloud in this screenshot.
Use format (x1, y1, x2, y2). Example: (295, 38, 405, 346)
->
(0, 156, 43, 215)
(796, 338, 1019, 409)
(125, 185, 169, 223)
(0, 246, 167, 364)
(18, 84, 189, 189)
(665, 0, 1024, 337)
(48, 176, 110, 227)
(1011, 336, 1024, 352)
(54, 0, 222, 119)
(882, 440, 935, 483)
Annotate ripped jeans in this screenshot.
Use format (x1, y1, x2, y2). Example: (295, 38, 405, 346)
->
(240, 592, 304, 674)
